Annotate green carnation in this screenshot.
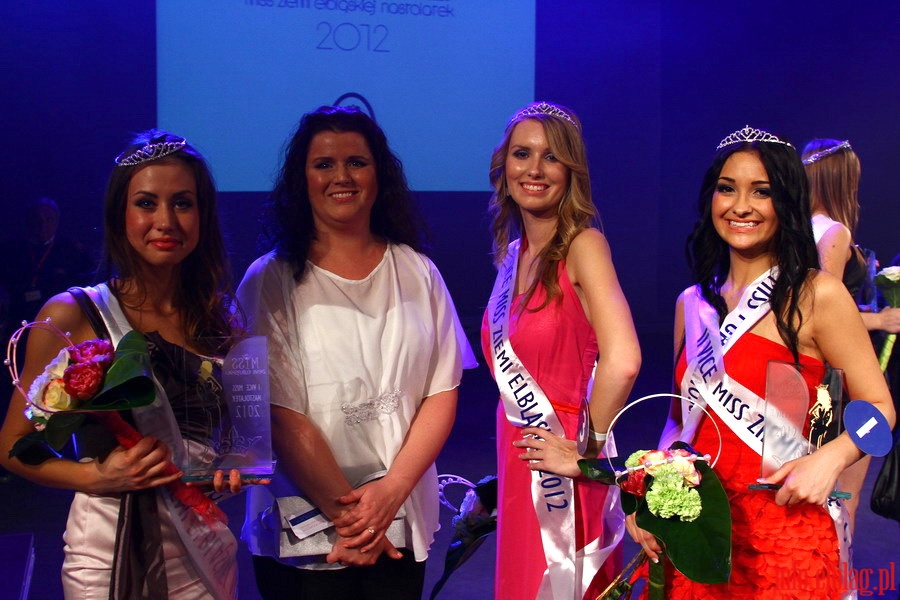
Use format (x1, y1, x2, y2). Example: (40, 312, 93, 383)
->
(624, 450, 651, 468)
(645, 466, 702, 522)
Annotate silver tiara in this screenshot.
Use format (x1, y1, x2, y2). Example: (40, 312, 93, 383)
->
(510, 102, 578, 129)
(802, 140, 852, 165)
(716, 125, 794, 150)
(114, 138, 187, 166)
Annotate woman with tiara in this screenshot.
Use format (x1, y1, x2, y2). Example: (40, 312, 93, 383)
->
(482, 101, 640, 599)
(802, 138, 900, 531)
(626, 126, 895, 598)
(0, 131, 243, 599)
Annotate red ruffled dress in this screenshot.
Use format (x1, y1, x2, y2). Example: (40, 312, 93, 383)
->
(666, 332, 844, 600)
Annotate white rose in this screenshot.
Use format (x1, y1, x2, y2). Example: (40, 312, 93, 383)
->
(47, 348, 70, 377)
(43, 379, 75, 410)
(26, 347, 72, 411)
(877, 266, 900, 282)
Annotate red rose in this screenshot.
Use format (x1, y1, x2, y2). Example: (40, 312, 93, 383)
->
(620, 467, 648, 497)
(70, 339, 114, 367)
(63, 360, 106, 400)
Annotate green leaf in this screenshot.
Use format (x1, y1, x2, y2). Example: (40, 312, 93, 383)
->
(43, 411, 87, 451)
(9, 431, 58, 465)
(577, 458, 618, 485)
(85, 377, 156, 410)
(635, 460, 731, 584)
(83, 331, 155, 411)
(115, 329, 151, 357)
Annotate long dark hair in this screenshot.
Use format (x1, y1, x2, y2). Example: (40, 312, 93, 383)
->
(686, 138, 818, 361)
(101, 129, 237, 351)
(264, 105, 426, 281)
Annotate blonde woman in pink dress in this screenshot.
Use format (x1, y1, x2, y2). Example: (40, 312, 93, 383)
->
(481, 102, 641, 599)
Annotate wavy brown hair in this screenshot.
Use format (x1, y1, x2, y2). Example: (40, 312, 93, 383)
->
(802, 139, 861, 235)
(487, 102, 599, 311)
(100, 130, 239, 353)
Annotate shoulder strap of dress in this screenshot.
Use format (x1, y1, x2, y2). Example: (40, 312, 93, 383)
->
(68, 286, 111, 340)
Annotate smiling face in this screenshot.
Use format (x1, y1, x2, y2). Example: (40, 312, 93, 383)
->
(124, 160, 200, 270)
(305, 130, 378, 234)
(504, 119, 569, 218)
(711, 150, 779, 259)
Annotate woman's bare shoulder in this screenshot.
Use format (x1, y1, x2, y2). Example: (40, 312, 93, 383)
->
(30, 292, 94, 341)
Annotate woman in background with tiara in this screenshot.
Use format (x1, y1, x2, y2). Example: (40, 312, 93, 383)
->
(482, 101, 640, 599)
(802, 138, 900, 332)
(0, 131, 243, 599)
(802, 138, 900, 531)
(625, 126, 895, 598)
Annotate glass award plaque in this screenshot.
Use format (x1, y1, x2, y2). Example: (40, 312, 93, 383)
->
(760, 360, 843, 479)
(179, 336, 274, 481)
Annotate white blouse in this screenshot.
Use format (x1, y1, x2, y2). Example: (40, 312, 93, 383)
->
(811, 213, 842, 244)
(237, 244, 475, 564)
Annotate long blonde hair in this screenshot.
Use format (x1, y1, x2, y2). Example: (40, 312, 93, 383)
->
(487, 103, 599, 310)
(802, 139, 861, 235)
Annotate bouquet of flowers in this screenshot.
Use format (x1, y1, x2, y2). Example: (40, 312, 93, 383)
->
(5, 319, 226, 525)
(578, 397, 731, 599)
(874, 266, 900, 372)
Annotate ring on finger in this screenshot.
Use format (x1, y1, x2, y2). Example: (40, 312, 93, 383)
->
(367, 527, 376, 534)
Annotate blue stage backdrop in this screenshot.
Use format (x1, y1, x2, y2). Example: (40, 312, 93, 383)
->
(1, 1, 899, 334)
(157, 0, 535, 193)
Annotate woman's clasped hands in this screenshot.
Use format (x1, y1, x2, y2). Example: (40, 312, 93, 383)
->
(327, 476, 407, 566)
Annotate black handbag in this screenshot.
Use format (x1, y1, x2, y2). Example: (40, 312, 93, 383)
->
(870, 434, 900, 522)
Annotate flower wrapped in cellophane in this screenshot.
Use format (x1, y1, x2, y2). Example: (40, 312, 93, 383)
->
(577, 395, 731, 599)
(6, 319, 226, 525)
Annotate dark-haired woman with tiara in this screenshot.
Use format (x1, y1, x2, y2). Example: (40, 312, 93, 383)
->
(482, 101, 640, 599)
(626, 126, 895, 598)
(0, 131, 245, 598)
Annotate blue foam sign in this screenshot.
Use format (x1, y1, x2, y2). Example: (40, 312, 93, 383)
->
(843, 400, 892, 457)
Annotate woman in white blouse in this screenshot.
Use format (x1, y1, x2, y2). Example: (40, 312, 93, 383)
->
(237, 105, 475, 599)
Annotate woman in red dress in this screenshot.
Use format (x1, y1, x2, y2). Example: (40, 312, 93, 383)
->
(633, 127, 896, 599)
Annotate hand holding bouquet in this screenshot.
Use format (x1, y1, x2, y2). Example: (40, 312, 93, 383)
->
(577, 395, 731, 599)
(5, 320, 226, 525)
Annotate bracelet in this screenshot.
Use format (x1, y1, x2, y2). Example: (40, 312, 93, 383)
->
(589, 430, 608, 442)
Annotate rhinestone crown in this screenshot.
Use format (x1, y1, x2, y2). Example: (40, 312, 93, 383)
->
(510, 102, 578, 129)
(802, 140, 852, 165)
(114, 138, 187, 166)
(716, 125, 794, 150)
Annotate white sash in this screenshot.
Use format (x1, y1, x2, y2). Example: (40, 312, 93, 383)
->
(679, 271, 854, 599)
(679, 269, 798, 466)
(83, 284, 238, 600)
(487, 240, 618, 600)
